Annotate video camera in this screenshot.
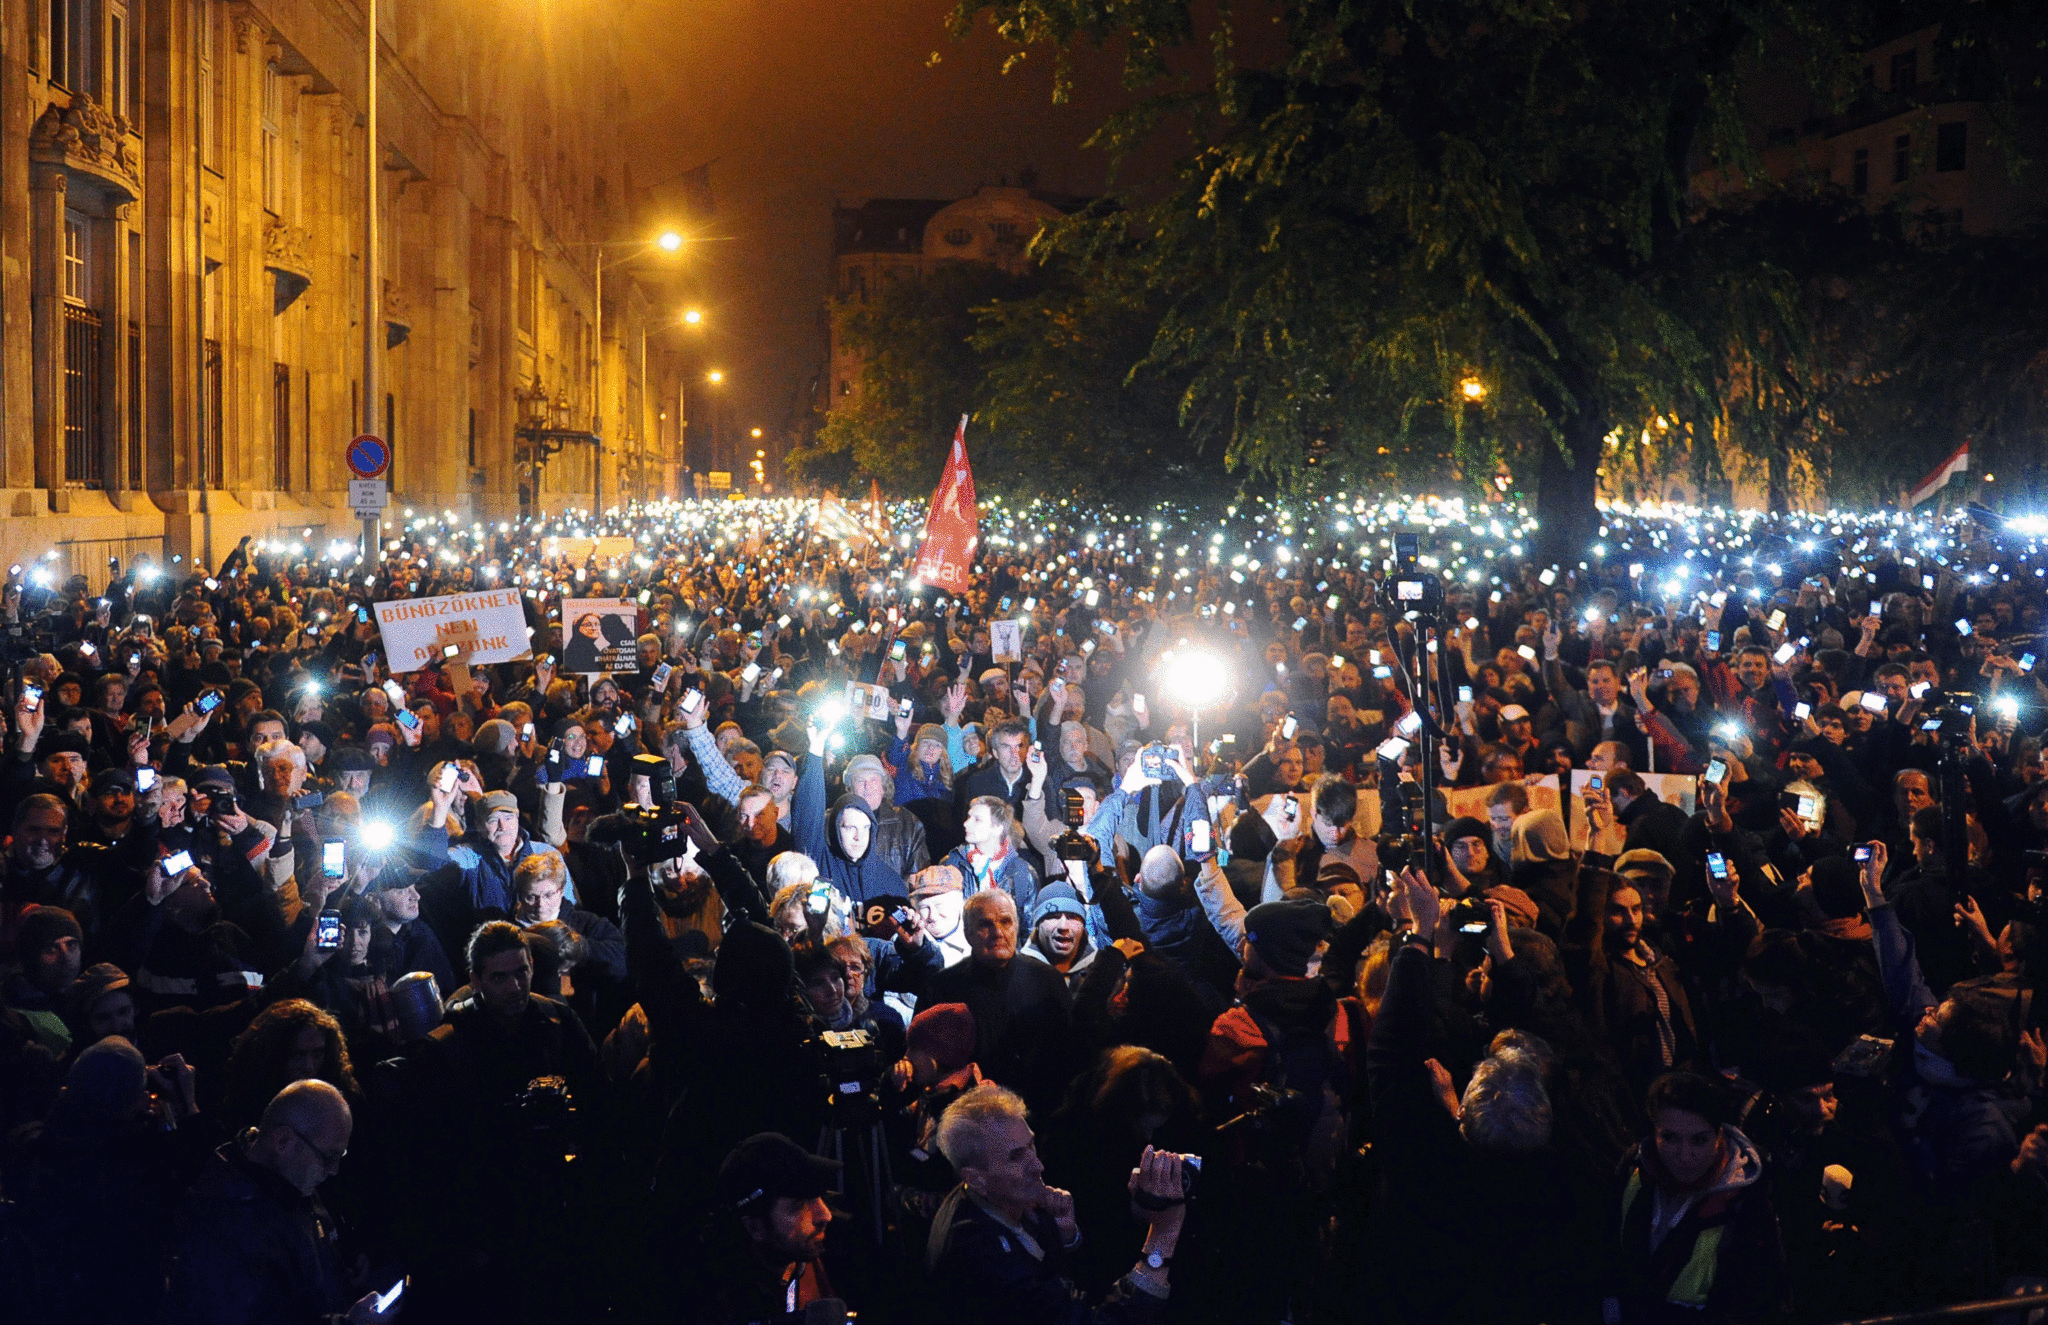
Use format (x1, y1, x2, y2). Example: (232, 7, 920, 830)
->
(815, 1027, 885, 1123)
(586, 753, 692, 865)
(1385, 531, 1443, 617)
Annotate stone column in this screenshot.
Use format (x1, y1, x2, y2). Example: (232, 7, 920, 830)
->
(30, 166, 67, 503)
(105, 203, 133, 502)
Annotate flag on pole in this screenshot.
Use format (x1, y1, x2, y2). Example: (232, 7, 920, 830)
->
(866, 479, 890, 542)
(913, 416, 979, 592)
(814, 492, 873, 549)
(1903, 440, 1970, 508)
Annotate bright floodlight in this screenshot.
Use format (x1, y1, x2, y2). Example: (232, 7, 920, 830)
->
(361, 820, 396, 852)
(657, 231, 684, 252)
(1166, 650, 1229, 710)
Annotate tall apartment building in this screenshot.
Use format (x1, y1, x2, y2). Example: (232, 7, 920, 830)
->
(0, 0, 690, 580)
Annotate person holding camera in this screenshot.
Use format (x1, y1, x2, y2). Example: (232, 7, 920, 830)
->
(690, 1132, 855, 1325)
(927, 1079, 1193, 1324)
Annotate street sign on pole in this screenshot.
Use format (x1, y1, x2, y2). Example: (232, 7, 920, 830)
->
(349, 479, 389, 518)
(346, 434, 390, 480)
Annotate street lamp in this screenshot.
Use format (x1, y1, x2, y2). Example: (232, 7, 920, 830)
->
(707, 369, 724, 384)
(591, 231, 687, 512)
(1459, 376, 1488, 402)
(682, 308, 703, 326)
(657, 231, 684, 252)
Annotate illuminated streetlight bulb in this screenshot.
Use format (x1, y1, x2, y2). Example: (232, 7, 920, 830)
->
(1459, 376, 1488, 401)
(707, 370, 724, 384)
(682, 309, 702, 325)
(657, 231, 684, 252)
(751, 427, 762, 438)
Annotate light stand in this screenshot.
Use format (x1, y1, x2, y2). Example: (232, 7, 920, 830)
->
(1378, 534, 1455, 882)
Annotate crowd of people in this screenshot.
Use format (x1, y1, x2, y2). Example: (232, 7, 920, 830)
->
(0, 494, 2046, 1325)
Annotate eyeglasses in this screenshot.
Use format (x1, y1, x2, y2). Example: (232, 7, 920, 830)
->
(288, 1125, 347, 1170)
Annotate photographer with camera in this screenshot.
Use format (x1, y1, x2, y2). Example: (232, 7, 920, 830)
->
(927, 1081, 1194, 1325)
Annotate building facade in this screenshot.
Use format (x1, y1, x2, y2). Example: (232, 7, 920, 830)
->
(825, 183, 1075, 411)
(0, 0, 688, 583)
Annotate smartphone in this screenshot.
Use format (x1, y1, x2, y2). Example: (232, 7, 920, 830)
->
(1332, 656, 1347, 670)
(1705, 630, 1721, 651)
(1100, 619, 1118, 635)
(1375, 737, 1410, 761)
(437, 765, 460, 794)
(1293, 617, 1307, 632)
(1772, 642, 1796, 665)
(680, 688, 705, 716)
(1910, 681, 1931, 700)
(1191, 819, 1213, 855)
(162, 849, 195, 876)
(21, 682, 42, 712)
(136, 767, 159, 793)
(442, 644, 461, 660)
(1706, 852, 1729, 881)
(2022, 653, 2038, 673)
(355, 604, 370, 623)
(1853, 843, 1873, 863)
(1517, 644, 1538, 661)
(1704, 757, 1729, 787)
(1586, 773, 1603, 792)
(1794, 702, 1811, 720)
(1282, 794, 1300, 821)
(614, 714, 634, 737)
(1868, 599, 1881, 617)
(1458, 686, 1473, 703)
(890, 641, 907, 662)
(1373, 665, 1394, 679)
(322, 840, 346, 879)
(585, 755, 606, 778)
(650, 662, 674, 691)
(364, 651, 379, 672)
(741, 661, 762, 685)
(1132, 693, 1147, 716)
(1798, 794, 1818, 821)
(1922, 573, 1936, 591)
(396, 706, 421, 731)
(1282, 714, 1298, 740)
(1859, 690, 1887, 712)
(195, 689, 223, 715)
(375, 1279, 407, 1314)
(1765, 610, 1787, 632)
(314, 910, 345, 951)
(898, 699, 915, 722)
(1050, 679, 1066, 698)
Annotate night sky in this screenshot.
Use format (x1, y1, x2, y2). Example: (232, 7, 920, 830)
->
(617, 0, 1147, 470)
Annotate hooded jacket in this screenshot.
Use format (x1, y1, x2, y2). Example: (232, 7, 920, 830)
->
(1610, 1126, 1786, 1325)
(793, 753, 907, 905)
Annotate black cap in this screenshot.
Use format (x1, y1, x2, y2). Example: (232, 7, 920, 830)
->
(716, 1132, 841, 1214)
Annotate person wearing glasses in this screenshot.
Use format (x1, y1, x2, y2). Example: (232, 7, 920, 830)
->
(166, 1079, 400, 1324)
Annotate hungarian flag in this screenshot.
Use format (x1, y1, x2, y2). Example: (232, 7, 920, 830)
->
(913, 416, 979, 592)
(1903, 440, 1969, 508)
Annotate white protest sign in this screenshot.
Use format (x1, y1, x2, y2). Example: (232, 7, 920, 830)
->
(990, 619, 1024, 663)
(374, 589, 531, 671)
(1569, 769, 1698, 816)
(561, 597, 643, 676)
(544, 536, 636, 564)
(845, 681, 893, 721)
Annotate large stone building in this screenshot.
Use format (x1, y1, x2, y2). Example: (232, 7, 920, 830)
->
(0, 0, 690, 580)
(825, 181, 1079, 411)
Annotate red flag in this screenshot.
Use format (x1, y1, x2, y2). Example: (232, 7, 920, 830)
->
(914, 416, 978, 592)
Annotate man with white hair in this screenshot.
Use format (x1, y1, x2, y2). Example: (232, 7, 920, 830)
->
(924, 889, 1073, 1108)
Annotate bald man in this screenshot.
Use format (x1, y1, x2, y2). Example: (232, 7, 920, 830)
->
(167, 1080, 392, 1324)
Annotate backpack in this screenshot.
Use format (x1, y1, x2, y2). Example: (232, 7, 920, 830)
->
(1243, 999, 1363, 1193)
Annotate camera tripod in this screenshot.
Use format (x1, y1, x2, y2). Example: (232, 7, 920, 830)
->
(818, 1104, 895, 1245)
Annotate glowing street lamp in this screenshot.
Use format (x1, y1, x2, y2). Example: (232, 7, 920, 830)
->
(707, 370, 724, 384)
(682, 308, 703, 326)
(1459, 376, 1488, 402)
(657, 231, 684, 252)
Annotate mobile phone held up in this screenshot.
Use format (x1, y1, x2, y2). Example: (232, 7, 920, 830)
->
(322, 840, 346, 879)
(315, 910, 345, 951)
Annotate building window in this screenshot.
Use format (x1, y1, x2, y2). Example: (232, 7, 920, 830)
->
(838, 379, 850, 397)
(1851, 148, 1869, 195)
(202, 338, 223, 487)
(197, 0, 215, 169)
(1937, 121, 1967, 173)
(1893, 133, 1911, 184)
(51, 0, 102, 96)
(272, 362, 291, 489)
(123, 0, 139, 121)
(262, 63, 283, 214)
(63, 212, 89, 303)
(64, 304, 103, 484)
(128, 319, 141, 487)
(1890, 50, 1916, 95)
(944, 228, 972, 247)
(516, 249, 535, 336)
(109, 4, 128, 118)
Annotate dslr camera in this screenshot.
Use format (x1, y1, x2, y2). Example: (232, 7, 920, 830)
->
(586, 754, 692, 865)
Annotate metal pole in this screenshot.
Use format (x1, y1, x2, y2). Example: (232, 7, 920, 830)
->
(360, 0, 380, 565)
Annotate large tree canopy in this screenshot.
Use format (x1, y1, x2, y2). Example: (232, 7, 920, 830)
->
(941, 0, 2048, 553)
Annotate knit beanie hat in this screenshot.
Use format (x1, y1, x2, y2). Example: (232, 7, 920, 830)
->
(65, 962, 131, 1026)
(914, 724, 948, 754)
(907, 1003, 977, 1077)
(1510, 809, 1571, 864)
(57, 1035, 146, 1124)
(1028, 882, 1088, 928)
(15, 905, 83, 961)
(474, 718, 518, 756)
(1244, 898, 1333, 978)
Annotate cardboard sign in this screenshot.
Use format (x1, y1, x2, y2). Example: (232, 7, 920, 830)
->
(990, 619, 1024, 663)
(845, 681, 894, 722)
(374, 589, 531, 672)
(561, 598, 642, 676)
(1570, 769, 1699, 817)
(544, 536, 635, 565)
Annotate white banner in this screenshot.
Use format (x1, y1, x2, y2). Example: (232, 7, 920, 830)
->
(845, 681, 893, 721)
(990, 619, 1024, 663)
(544, 536, 635, 565)
(374, 589, 531, 672)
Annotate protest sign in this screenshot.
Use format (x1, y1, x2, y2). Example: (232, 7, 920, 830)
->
(990, 619, 1024, 663)
(544, 536, 635, 565)
(846, 681, 894, 721)
(561, 598, 642, 675)
(374, 589, 531, 671)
